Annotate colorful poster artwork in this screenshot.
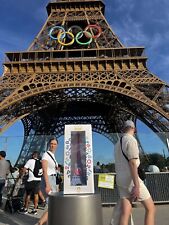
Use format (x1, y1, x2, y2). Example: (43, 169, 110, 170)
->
(64, 124, 94, 194)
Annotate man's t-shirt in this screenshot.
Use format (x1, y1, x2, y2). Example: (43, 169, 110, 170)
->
(24, 159, 41, 182)
(115, 133, 140, 188)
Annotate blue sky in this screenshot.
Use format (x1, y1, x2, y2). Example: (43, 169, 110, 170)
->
(0, 0, 169, 165)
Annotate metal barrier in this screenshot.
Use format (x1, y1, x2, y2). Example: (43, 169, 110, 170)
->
(145, 172, 169, 203)
(4, 172, 169, 206)
(94, 172, 169, 204)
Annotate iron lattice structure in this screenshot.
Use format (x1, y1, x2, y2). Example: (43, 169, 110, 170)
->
(0, 0, 169, 165)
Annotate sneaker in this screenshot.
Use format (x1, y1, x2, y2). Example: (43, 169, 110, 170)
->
(39, 200, 46, 208)
(41, 201, 46, 208)
(18, 207, 28, 214)
(29, 209, 38, 215)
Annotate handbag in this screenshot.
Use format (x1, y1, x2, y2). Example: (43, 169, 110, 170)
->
(56, 173, 62, 185)
(120, 137, 146, 181)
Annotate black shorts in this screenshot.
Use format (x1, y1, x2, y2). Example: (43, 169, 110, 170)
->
(25, 180, 41, 195)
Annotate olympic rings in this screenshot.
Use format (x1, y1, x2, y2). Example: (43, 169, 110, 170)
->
(49, 26, 66, 40)
(68, 25, 83, 35)
(57, 31, 75, 46)
(67, 25, 83, 39)
(75, 31, 93, 45)
(48, 24, 102, 46)
(84, 24, 102, 39)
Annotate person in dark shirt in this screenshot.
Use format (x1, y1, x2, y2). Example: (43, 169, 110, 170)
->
(0, 151, 10, 207)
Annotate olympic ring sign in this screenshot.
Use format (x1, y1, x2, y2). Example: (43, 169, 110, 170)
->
(48, 24, 102, 46)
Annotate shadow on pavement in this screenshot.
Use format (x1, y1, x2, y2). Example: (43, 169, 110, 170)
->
(0, 209, 40, 225)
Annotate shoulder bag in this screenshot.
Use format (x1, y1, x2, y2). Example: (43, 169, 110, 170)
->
(120, 137, 146, 181)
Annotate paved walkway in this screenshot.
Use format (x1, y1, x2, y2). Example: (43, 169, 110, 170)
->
(103, 204, 169, 225)
(0, 204, 169, 225)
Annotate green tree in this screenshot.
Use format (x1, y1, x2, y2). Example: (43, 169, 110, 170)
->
(165, 157, 169, 167)
(140, 153, 166, 171)
(106, 163, 115, 172)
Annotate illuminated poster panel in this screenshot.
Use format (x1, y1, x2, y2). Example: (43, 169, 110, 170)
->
(64, 124, 94, 194)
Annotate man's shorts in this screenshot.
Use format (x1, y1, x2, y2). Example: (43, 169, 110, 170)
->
(25, 180, 41, 195)
(118, 181, 151, 202)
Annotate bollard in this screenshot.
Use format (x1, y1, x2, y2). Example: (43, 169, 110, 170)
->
(48, 192, 103, 225)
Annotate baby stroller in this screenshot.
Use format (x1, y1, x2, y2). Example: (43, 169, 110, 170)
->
(4, 169, 26, 213)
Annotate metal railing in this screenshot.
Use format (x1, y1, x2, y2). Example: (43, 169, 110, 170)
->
(3, 172, 169, 206)
(94, 172, 169, 204)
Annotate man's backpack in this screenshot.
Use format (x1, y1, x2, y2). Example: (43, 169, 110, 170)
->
(32, 159, 43, 178)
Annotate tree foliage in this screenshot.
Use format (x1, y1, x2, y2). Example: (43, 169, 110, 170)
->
(140, 153, 167, 171)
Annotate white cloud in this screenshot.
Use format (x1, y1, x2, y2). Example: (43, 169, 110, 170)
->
(110, 15, 149, 47)
(148, 33, 163, 51)
(113, 0, 135, 13)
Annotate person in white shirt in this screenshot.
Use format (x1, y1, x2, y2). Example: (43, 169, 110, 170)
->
(7, 167, 19, 186)
(37, 137, 58, 225)
(112, 120, 155, 225)
(19, 151, 42, 215)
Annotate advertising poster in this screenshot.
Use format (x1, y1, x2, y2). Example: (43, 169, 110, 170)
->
(64, 124, 94, 194)
(98, 174, 115, 189)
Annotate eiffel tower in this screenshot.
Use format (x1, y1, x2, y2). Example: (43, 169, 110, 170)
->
(0, 0, 169, 165)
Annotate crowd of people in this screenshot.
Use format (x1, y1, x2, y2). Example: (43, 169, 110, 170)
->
(1, 120, 168, 225)
(0, 137, 62, 225)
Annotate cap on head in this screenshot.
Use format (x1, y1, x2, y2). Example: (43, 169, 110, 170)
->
(123, 120, 135, 129)
(0, 150, 6, 158)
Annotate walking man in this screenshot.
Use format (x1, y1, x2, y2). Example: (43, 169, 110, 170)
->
(19, 151, 42, 214)
(113, 120, 155, 225)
